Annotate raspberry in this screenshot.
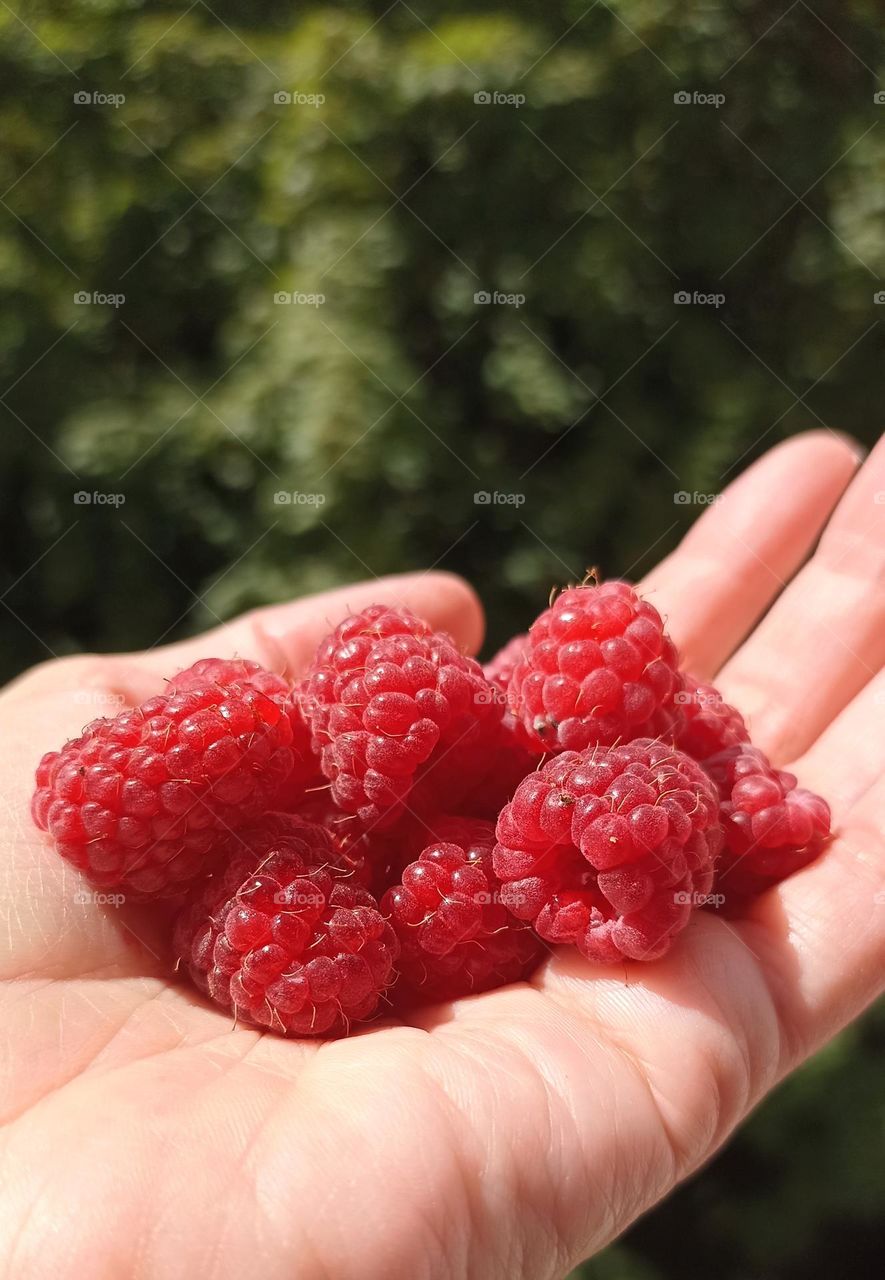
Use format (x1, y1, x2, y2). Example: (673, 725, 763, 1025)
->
(494, 739, 722, 963)
(174, 814, 399, 1037)
(304, 605, 502, 829)
(31, 664, 298, 899)
(507, 582, 682, 753)
(484, 634, 528, 692)
(382, 817, 544, 1001)
(676, 672, 749, 761)
(704, 744, 830, 902)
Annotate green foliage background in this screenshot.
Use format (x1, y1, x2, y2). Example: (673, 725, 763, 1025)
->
(1, 2, 883, 1276)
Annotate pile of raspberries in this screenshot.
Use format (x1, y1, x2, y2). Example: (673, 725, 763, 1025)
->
(32, 583, 831, 1039)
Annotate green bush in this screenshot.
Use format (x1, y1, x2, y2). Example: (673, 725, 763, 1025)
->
(3, 1, 883, 672)
(1, 3, 882, 1275)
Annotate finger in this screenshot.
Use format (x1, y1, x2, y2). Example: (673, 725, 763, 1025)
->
(711, 668, 885, 1077)
(765, 672, 885, 1047)
(640, 431, 861, 677)
(4, 571, 485, 708)
(735, 801, 885, 1071)
(789, 666, 885, 811)
(716, 434, 885, 763)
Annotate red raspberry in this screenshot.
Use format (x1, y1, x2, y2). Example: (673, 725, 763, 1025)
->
(675, 672, 749, 761)
(174, 814, 399, 1037)
(507, 582, 682, 753)
(494, 739, 722, 963)
(483, 634, 528, 692)
(704, 744, 830, 902)
(304, 605, 502, 829)
(31, 664, 298, 899)
(382, 817, 544, 1001)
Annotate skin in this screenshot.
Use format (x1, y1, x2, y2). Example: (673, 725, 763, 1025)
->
(0, 430, 883, 1280)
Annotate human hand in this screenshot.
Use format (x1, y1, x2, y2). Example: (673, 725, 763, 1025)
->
(1, 431, 882, 1279)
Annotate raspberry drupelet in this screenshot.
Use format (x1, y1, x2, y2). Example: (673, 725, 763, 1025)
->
(506, 581, 683, 753)
(383, 817, 544, 1001)
(303, 604, 502, 829)
(494, 739, 722, 963)
(174, 814, 399, 1037)
(31, 661, 302, 899)
(704, 744, 830, 902)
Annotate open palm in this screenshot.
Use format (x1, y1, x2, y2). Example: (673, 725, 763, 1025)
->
(1, 431, 883, 1280)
